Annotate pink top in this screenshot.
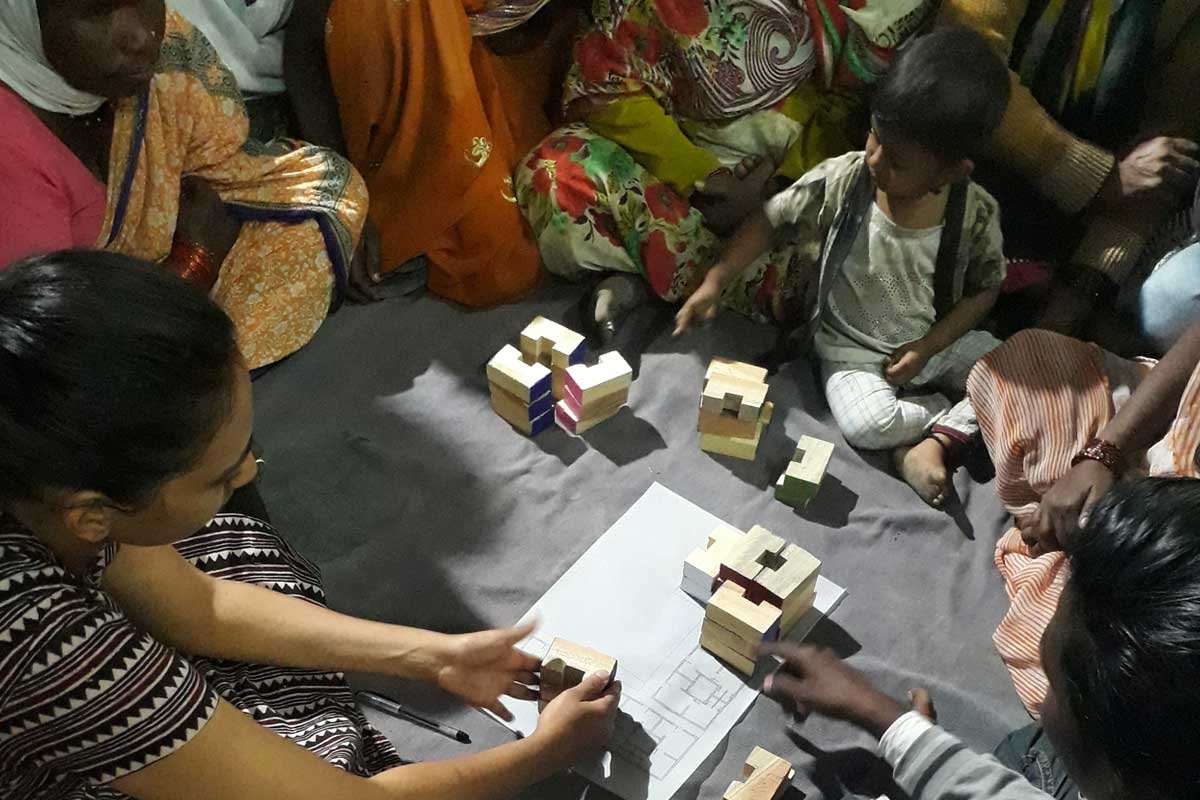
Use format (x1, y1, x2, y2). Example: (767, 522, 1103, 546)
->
(0, 85, 107, 268)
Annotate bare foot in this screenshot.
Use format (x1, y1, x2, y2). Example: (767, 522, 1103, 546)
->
(895, 437, 950, 508)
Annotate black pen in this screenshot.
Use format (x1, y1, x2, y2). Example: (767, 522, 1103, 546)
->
(356, 691, 472, 744)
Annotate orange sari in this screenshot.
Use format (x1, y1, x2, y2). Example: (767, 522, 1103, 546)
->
(324, 0, 579, 307)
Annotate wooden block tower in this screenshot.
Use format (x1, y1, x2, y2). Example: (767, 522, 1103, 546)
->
(775, 436, 834, 510)
(699, 358, 773, 460)
(487, 317, 590, 436)
(486, 344, 554, 435)
(683, 524, 821, 675)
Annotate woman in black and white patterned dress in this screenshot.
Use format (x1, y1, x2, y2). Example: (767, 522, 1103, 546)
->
(0, 251, 620, 800)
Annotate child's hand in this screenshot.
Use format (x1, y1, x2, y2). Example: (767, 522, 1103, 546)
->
(674, 274, 722, 336)
(884, 342, 929, 386)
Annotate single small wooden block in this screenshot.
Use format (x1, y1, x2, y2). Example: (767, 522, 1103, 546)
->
(774, 472, 817, 510)
(701, 373, 769, 422)
(487, 344, 552, 404)
(743, 746, 796, 781)
(564, 352, 632, 406)
(724, 748, 794, 800)
(520, 316, 586, 370)
(705, 582, 781, 644)
(682, 523, 744, 602)
(697, 405, 760, 439)
(540, 638, 617, 704)
(705, 358, 768, 385)
(776, 436, 834, 509)
(700, 624, 757, 675)
(699, 403, 772, 460)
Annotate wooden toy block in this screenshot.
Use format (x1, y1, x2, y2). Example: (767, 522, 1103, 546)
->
(754, 542, 821, 613)
(701, 616, 758, 661)
(682, 523, 744, 602)
(697, 405, 760, 440)
(490, 383, 554, 421)
(701, 373, 769, 422)
(718, 525, 787, 586)
(779, 583, 818, 633)
(705, 582, 781, 645)
(719, 529, 820, 634)
(554, 396, 624, 435)
(539, 638, 617, 708)
(487, 344, 552, 403)
(564, 352, 632, 406)
(490, 386, 554, 436)
(700, 625, 757, 675)
(775, 436, 834, 509)
(520, 316, 585, 370)
(743, 746, 796, 781)
(699, 402, 773, 460)
(705, 358, 768, 385)
(774, 472, 815, 509)
(559, 385, 629, 422)
(724, 748, 794, 800)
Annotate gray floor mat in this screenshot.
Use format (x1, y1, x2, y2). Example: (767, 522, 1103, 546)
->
(252, 279, 1030, 799)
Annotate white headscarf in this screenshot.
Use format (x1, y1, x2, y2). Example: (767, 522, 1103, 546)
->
(0, 0, 107, 115)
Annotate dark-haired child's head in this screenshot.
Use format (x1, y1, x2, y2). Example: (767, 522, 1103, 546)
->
(0, 251, 257, 550)
(1040, 478, 1200, 800)
(866, 26, 1010, 200)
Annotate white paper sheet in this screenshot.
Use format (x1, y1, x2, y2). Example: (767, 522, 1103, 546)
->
(497, 483, 847, 800)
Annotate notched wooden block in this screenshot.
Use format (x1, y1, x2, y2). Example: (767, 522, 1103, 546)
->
(539, 638, 617, 709)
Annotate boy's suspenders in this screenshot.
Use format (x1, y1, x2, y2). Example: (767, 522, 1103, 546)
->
(935, 179, 969, 318)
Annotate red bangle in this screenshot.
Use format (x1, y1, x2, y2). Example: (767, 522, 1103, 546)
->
(1072, 438, 1124, 474)
(167, 238, 219, 291)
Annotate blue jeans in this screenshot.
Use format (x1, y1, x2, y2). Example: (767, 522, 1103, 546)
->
(992, 724, 1078, 799)
(1130, 241, 1200, 351)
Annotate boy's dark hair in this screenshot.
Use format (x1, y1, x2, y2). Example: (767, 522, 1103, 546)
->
(870, 25, 1011, 161)
(0, 251, 239, 507)
(1061, 478, 1200, 798)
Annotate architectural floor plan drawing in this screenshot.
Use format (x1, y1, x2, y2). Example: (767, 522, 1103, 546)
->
(498, 483, 847, 800)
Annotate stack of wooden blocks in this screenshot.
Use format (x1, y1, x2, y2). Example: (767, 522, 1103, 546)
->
(486, 317, 585, 436)
(723, 747, 795, 800)
(682, 524, 821, 675)
(486, 345, 554, 435)
(699, 358, 773, 460)
(556, 351, 633, 435)
(775, 436, 834, 510)
(539, 637, 618, 711)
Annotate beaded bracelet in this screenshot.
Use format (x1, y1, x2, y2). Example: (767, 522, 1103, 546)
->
(167, 237, 218, 291)
(1072, 438, 1124, 474)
